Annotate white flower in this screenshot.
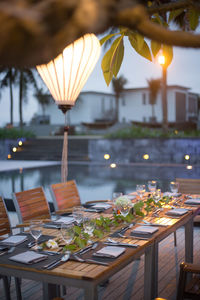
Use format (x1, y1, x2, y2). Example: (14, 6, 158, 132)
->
(115, 195, 133, 207)
(46, 239, 58, 249)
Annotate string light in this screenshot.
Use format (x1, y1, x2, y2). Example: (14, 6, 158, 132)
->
(104, 154, 110, 160)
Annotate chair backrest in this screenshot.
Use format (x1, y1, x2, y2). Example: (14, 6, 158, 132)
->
(176, 178, 200, 194)
(50, 180, 81, 211)
(0, 195, 11, 236)
(13, 187, 51, 223)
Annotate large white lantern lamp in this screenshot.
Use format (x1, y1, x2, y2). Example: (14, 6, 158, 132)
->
(37, 34, 101, 182)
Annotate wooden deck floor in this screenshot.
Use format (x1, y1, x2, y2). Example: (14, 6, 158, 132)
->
(1, 226, 200, 300)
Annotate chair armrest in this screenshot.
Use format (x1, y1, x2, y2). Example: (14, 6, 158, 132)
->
(181, 262, 200, 274)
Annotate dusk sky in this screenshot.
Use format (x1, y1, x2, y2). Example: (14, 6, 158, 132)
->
(0, 37, 200, 126)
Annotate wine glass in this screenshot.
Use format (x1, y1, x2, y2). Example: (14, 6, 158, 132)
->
(60, 223, 75, 249)
(112, 192, 123, 212)
(153, 189, 161, 203)
(148, 181, 157, 194)
(118, 202, 132, 217)
(170, 181, 179, 194)
(30, 220, 42, 250)
(83, 217, 95, 244)
(136, 184, 146, 199)
(73, 206, 84, 225)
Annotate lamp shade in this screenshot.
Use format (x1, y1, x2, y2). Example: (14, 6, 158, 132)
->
(36, 33, 101, 106)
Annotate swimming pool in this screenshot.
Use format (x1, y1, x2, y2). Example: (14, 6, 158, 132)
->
(1, 162, 199, 204)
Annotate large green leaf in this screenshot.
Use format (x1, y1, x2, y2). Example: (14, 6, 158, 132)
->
(128, 33, 152, 62)
(168, 9, 184, 23)
(135, 33, 144, 51)
(163, 45, 173, 67)
(151, 40, 161, 58)
(189, 9, 199, 31)
(101, 35, 124, 86)
(100, 33, 120, 46)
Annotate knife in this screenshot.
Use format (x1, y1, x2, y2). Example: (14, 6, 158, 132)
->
(104, 242, 138, 248)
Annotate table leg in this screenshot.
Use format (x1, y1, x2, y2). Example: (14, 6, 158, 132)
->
(144, 242, 157, 300)
(43, 283, 60, 300)
(185, 218, 193, 263)
(84, 285, 98, 300)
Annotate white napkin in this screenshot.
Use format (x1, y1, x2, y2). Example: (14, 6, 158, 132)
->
(166, 208, 188, 216)
(9, 251, 47, 264)
(93, 246, 125, 258)
(185, 198, 200, 205)
(54, 216, 74, 224)
(131, 226, 159, 235)
(0, 235, 27, 246)
(92, 203, 111, 209)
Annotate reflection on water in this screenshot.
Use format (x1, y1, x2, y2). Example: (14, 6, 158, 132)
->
(0, 163, 199, 203)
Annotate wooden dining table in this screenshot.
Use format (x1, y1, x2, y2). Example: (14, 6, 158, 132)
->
(0, 195, 199, 300)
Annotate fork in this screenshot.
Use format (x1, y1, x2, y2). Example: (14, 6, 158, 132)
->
(73, 254, 108, 266)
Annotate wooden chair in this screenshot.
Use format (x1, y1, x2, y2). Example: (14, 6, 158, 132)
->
(177, 262, 200, 300)
(0, 195, 22, 300)
(13, 187, 51, 224)
(176, 178, 200, 195)
(50, 180, 81, 214)
(176, 178, 200, 224)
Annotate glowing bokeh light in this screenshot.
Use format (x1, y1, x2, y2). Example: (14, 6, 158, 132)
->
(110, 163, 117, 168)
(104, 154, 110, 160)
(184, 155, 190, 160)
(143, 154, 149, 160)
(12, 147, 17, 152)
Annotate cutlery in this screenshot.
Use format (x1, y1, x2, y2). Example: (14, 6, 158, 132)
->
(118, 233, 149, 240)
(28, 238, 47, 248)
(39, 250, 60, 256)
(118, 223, 134, 233)
(139, 221, 167, 227)
(75, 242, 98, 255)
(73, 254, 108, 266)
(43, 253, 70, 270)
(7, 246, 16, 254)
(105, 238, 138, 248)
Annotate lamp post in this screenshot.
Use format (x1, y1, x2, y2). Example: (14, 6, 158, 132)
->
(158, 53, 168, 133)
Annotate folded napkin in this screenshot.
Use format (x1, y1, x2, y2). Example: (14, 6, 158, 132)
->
(93, 246, 125, 258)
(54, 216, 74, 224)
(126, 194, 136, 200)
(0, 235, 27, 246)
(163, 192, 181, 197)
(185, 198, 200, 205)
(9, 251, 48, 264)
(131, 225, 159, 236)
(92, 203, 111, 210)
(166, 208, 188, 216)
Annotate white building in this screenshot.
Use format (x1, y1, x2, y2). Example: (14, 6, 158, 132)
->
(36, 85, 198, 126)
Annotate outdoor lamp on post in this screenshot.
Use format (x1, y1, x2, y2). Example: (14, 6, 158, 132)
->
(36, 34, 101, 182)
(157, 52, 168, 132)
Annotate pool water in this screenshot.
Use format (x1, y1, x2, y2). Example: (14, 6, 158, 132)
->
(1, 162, 199, 203)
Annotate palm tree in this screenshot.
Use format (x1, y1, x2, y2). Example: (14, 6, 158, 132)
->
(147, 78, 161, 123)
(15, 68, 38, 127)
(34, 88, 52, 118)
(0, 67, 16, 125)
(112, 75, 127, 123)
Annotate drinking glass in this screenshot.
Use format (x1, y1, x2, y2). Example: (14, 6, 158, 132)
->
(30, 220, 42, 250)
(73, 206, 84, 225)
(60, 223, 74, 246)
(170, 181, 179, 194)
(118, 202, 132, 217)
(136, 185, 146, 199)
(153, 189, 161, 203)
(83, 217, 95, 244)
(148, 181, 157, 194)
(112, 192, 123, 212)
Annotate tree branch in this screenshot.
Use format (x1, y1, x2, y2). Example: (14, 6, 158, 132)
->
(116, 4, 200, 47)
(0, 0, 200, 67)
(147, 0, 192, 15)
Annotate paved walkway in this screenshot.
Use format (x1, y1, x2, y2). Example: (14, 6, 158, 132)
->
(0, 160, 60, 172)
